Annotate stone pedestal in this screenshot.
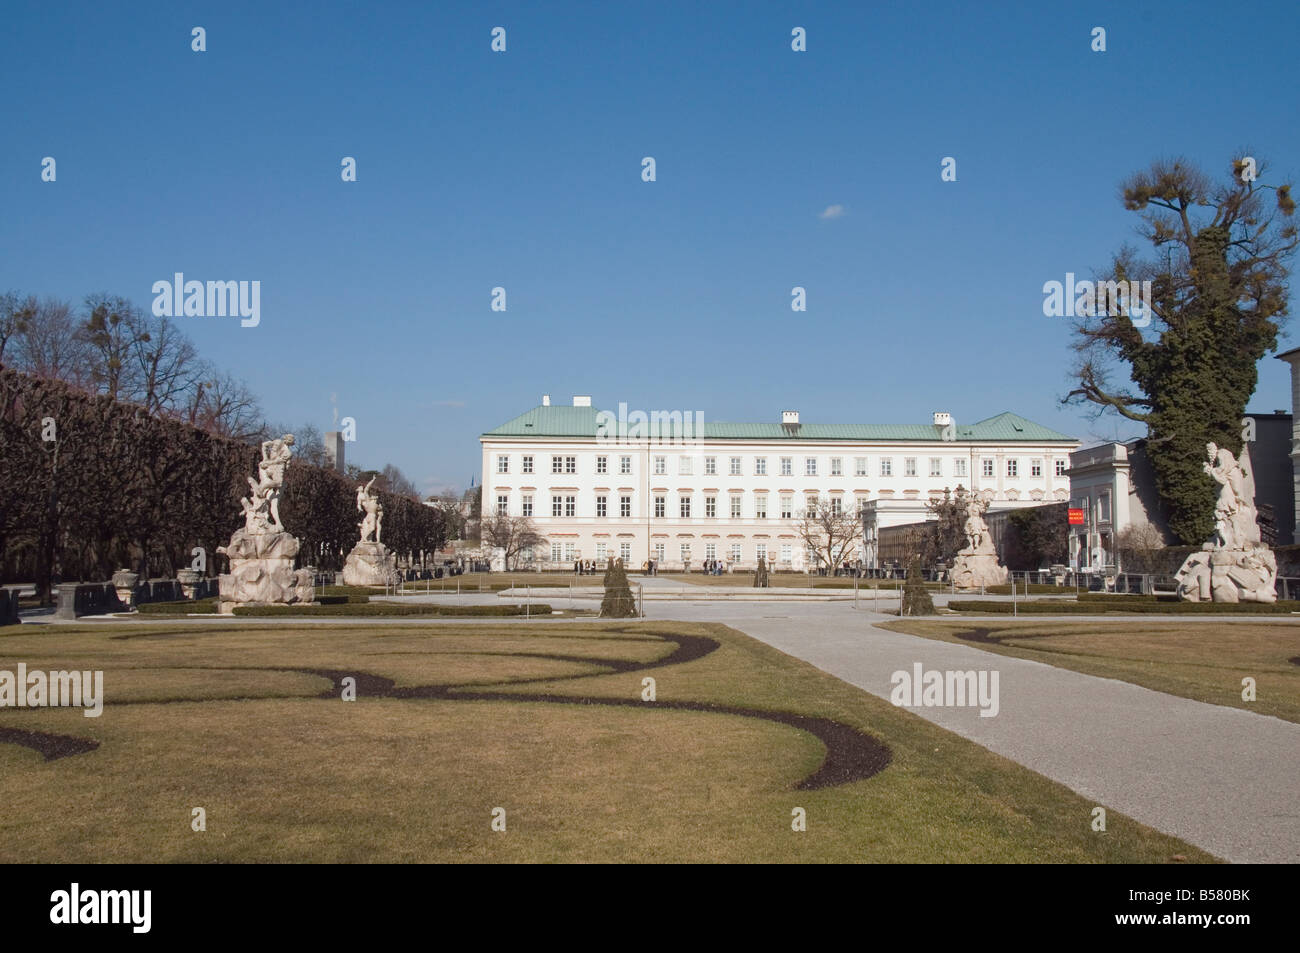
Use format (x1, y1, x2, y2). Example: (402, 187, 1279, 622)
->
(217, 529, 314, 614)
(112, 570, 139, 609)
(950, 549, 1009, 591)
(342, 540, 398, 586)
(176, 569, 204, 600)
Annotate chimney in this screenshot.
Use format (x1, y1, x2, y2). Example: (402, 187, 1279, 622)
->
(933, 412, 952, 426)
(782, 410, 799, 425)
(541, 394, 550, 406)
(325, 431, 345, 473)
(573, 395, 591, 407)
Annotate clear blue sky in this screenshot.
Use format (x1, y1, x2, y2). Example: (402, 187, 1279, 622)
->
(5, 0, 1298, 494)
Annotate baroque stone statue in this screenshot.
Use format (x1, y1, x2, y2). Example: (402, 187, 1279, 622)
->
(357, 476, 383, 543)
(1176, 443, 1276, 603)
(949, 491, 1009, 591)
(343, 476, 398, 586)
(216, 433, 314, 613)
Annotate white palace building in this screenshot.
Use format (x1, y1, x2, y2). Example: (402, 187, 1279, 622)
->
(479, 396, 1079, 572)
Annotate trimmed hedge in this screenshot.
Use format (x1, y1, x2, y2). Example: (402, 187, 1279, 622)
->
(137, 598, 218, 614)
(983, 583, 1075, 595)
(317, 594, 369, 605)
(232, 603, 554, 618)
(947, 598, 1300, 615)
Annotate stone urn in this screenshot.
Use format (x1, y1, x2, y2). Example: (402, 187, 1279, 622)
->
(111, 569, 140, 609)
(177, 569, 204, 600)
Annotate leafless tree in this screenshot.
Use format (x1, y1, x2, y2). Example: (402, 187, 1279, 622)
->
(0, 292, 34, 365)
(131, 314, 199, 415)
(12, 297, 91, 387)
(480, 512, 545, 571)
(1115, 522, 1169, 574)
(793, 497, 864, 571)
(426, 497, 467, 541)
(377, 463, 419, 499)
(77, 294, 146, 401)
(188, 369, 265, 441)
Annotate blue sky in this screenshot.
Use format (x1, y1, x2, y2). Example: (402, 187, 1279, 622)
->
(4, 0, 1298, 494)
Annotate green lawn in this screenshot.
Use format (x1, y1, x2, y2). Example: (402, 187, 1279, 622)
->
(0, 619, 1215, 862)
(883, 619, 1300, 724)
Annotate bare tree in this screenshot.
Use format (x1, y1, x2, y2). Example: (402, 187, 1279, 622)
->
(480, 512, 545, 570)
(187, 368, 264, 441)
(77, 294, 146, 401)
(793, 497, 864, 572)
(0, 292, 34, 365)
(377, 463, 419, 499)
(426, 497, 467, 541)
(12, 297, 91, 387)
(130, 314, 199, 415)
(1115, 522, 1169, 574)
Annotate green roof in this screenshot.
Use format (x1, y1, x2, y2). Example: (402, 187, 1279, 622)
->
(482, 407, 1076, 443)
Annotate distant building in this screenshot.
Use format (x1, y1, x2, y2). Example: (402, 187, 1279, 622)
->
(480, 395, 1079, 571)
(1274, 346, 1300, 544)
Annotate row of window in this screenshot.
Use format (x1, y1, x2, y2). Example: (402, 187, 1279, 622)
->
(496, 491, 861, 519)
(496, 453, 1068, 479)
(535, 540, 831, 566)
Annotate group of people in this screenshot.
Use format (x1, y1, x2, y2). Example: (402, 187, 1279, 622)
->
(700, 559, 727, 575)
(573, 559, 599, 576)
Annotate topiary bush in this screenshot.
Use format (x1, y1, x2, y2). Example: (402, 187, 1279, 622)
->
(600, 558, 638, 618)
(899, 557, 935, 616)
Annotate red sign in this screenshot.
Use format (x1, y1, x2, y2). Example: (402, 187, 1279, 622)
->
(1068, 508, 1086, 525)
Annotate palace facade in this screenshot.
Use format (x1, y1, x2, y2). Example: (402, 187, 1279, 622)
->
(479, 396, 1079, 571)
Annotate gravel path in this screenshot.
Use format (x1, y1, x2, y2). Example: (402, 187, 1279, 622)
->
(642, 600, 1300, 864)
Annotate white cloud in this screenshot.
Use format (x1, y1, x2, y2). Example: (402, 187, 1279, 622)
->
(818, 204, 846, 220)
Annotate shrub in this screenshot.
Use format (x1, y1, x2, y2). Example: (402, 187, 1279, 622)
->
(600, 558, 638, 618)
(137, 598, 217, 614)
(947, 599, 1300, 615)
(899, 558, 935, 616)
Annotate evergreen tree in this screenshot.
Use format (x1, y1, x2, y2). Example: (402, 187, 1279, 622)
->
(899, 557, 935, 616)
(599, 558, 638, 618)
(1066, 156, 1296, 543)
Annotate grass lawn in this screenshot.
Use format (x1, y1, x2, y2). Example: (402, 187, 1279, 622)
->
(0, 619, 1214, 862)
(882, 619, 1300, 724)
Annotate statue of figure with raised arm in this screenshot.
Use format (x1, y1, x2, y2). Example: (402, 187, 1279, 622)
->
(343, 474, 398, 586)
(217, 432, 314, 612)
(357, 476, 383, 544)
(253, 433, 295, 532)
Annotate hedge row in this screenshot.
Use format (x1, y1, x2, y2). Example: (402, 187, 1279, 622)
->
(0, 366, 449, 596)
(231, 603, 554, 617)
(136, 598, 217, 614)
(947, 599, 1300, 614)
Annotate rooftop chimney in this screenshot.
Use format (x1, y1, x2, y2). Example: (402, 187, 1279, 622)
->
(573, 395, 591, 407)
(933, 412, 952, 426)
(324, 431, 345, 473)
(782, 410, 799, 425)
(541, 394, 550, 406)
